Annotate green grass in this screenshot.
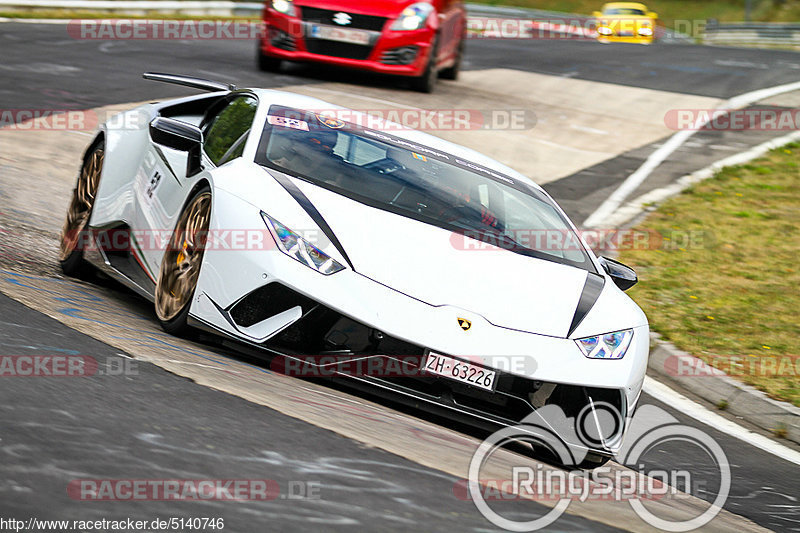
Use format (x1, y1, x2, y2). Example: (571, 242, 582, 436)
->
(618, 143, 800, 407)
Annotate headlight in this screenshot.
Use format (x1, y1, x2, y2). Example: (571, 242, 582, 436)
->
(262, 213, 345, 275)
(576, 329, 633, 359)
(390, 2, 434, 31)
(271, 0, 295, 16)
(597, 26, 613, 36)
(638, 27, 653, 36)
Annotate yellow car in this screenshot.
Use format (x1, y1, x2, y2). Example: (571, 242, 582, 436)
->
(593, 2, 657, 44)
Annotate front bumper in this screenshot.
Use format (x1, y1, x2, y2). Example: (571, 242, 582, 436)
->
(190, 188, 649, 457)
(191, 277, 636, 457)
(260, 8, 434, 77)
(597, 34, 654, 44)
(596, 19, 655, 44)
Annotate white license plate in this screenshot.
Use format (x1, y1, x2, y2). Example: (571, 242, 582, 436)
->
(310, 24, 371, 45)
(423, 352, 497, 391)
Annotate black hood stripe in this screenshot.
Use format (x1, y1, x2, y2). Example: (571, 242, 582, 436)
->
(568, 272, 605, 337)
(268, 170, 355, 272)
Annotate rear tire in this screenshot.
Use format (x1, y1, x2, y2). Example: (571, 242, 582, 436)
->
(155, 188, 212, 336)
(59, 140, 104, 278)
(439, 38, 464, 81)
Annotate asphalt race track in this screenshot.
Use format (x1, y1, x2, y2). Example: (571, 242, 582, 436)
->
(1, 20, 799, 532)
(5, 23, 800, 106)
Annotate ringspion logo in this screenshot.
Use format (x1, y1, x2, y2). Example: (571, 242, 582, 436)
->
(468, 404, 730, 531)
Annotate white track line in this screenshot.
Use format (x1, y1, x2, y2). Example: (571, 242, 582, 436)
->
(603, 129, 800, 228)
(584, 80, 800, 228)
(644, 377, 800, 466)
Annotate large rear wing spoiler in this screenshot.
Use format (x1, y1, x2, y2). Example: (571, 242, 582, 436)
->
(143, 72, 237, 92)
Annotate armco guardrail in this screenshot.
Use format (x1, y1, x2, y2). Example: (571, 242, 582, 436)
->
(0, 0, 264, 15)
(0, 0, 690, 43)
(0, 0, 567, 17)
(704, 21, 800, 47)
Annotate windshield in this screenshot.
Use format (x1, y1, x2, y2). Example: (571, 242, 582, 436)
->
(255, 106, 595, 272)
(603, 7, 646, 15)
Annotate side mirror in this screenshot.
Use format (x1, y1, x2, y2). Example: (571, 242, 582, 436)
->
(598, 256, 638, 291)
(149, 117, 203, 177)
(592, 11, 602, 17)
(648, 12, 658, 19)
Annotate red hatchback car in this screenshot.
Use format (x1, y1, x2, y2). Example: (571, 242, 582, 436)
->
(258, 0, 466, 92)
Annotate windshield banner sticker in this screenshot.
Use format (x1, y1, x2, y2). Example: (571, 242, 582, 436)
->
(267, 115, 309, 131)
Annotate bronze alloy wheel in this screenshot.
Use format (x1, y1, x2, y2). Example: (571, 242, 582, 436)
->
(155, 190, 212, 325)
(59, 146, 104, 262)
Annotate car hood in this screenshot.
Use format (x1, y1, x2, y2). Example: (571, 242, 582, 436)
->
(294, 0, 418, 17)
(293, 178, 593, 338)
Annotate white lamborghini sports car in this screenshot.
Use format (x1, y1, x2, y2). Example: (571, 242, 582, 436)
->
(59, 73, 649, 467)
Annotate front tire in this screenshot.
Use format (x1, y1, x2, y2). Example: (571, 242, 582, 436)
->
(155, 188, 212, 336)
(576, 453, 612, 469)
(410, 37, 439, 93)
(528, 444, 612, 470)
(257, 44, 282, 72)
(59, 141, 104, 278)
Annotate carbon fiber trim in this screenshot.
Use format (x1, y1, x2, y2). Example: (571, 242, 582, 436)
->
(267, 171, 356, 271)
(567, 272, 605, 337)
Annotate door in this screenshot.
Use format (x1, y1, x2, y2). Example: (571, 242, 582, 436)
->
(136, 94, 258, 281)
